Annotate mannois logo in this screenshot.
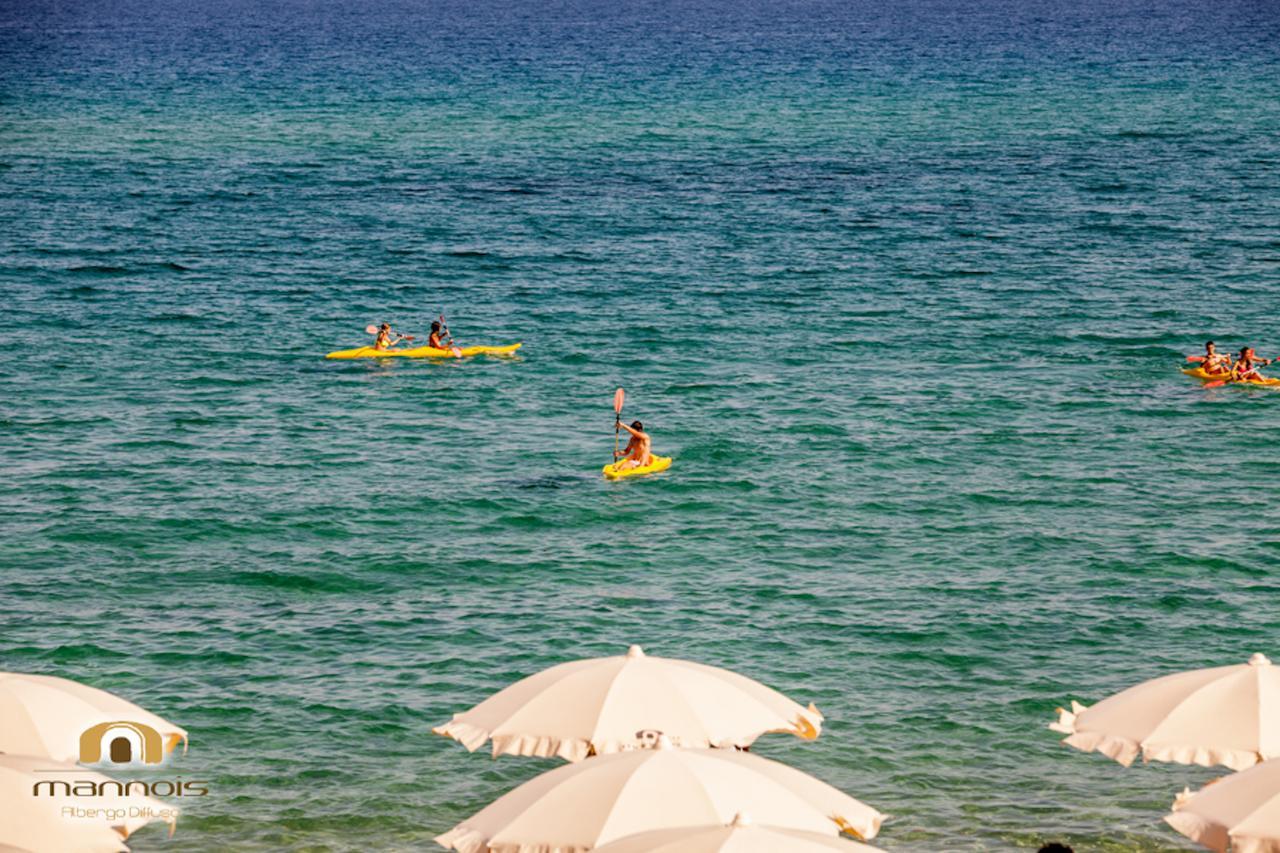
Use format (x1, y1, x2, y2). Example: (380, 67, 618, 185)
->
(31, 720, 208, 800)
(79, 720, 167, 766)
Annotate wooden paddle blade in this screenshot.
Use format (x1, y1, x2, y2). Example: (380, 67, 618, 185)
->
(451, 347, 462, 358)
(1204, 380, 1227, 388)
(1187, 355, 1206, 362)
(365, 324, 379, 335)
(613, 387, 625, 413)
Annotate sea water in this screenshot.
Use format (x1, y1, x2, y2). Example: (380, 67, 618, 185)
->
(2, 0, 1279, 848)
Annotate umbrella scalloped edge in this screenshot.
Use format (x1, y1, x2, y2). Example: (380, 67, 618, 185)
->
(1052, 702, 1263, 771)
(784, 703, 824, 740)
(837, 811, 886, 842)
(1165, 808, 1232, 853)
(435, 825, 590, 853)
(432, 719, 593, 762)
(431, 719, 821, 763)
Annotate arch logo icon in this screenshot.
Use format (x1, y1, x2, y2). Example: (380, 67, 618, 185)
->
(79, 720, 166, 765)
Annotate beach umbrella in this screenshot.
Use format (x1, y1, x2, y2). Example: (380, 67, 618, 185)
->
(1166, 760, 1280, 852)
(1050, 653, 1280, 770)
(435, 741, 884, 852)
(0, 672, 187, 765)
(593, 812, 884, 852)
(0, 753, 177, 852)
(433, 645, 822, 762)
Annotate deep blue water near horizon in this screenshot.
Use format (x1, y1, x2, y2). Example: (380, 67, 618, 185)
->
(2, 0, 1280, 849)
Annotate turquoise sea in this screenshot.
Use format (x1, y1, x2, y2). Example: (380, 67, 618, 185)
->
(2, 0, 1280, 849)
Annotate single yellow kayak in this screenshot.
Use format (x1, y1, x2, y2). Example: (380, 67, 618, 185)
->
(602, 455, 673, 480)
(1182, 367, 1280, 386)
(325, 343, 522, 360)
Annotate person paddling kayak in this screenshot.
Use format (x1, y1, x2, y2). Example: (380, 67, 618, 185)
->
(374, 323, 411, 351)
(1231, 347, 1272, 382)
(614, 420, 653, 471)
(1201, 341, 1231, 375)
(428, 321, 452, 350)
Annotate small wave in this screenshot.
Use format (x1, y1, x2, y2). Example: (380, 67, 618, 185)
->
(489, 513, 559, 530)
(107, 438, 197, 451)
(789, 422, 848, 436)
(1114, 129, 1185, 139)
(222, 570, 361, 593)
(512, 475, 582, 490)
(49, 643, 128, 662)
(552, 251, 599, 263)
(146, 312, 203, 323)
(146, 650, 253, 665)
(68, 264, 129, 274)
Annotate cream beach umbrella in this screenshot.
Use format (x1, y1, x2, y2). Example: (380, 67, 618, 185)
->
(593, 812, 884, 852)
(1166, 760, 1280, 852)
(1050, 653, 1280, 770)
(433, 645, 822, 762)
(435, 741, 884, 852)
(0, 753, 177, 852)
(0, 672, 187, 765)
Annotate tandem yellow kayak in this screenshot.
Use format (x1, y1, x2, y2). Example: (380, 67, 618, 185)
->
(1182, 367, 1280, 387)
(325, 343, 522, 360)
(602, 455, 673, 480)
(1182, 367, 1232, 381)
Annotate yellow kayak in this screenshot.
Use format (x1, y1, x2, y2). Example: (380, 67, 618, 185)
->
(1182, 367, 1232, 381)
(603, 455, 672, 480)
(1182, 367, 1280, 387)
(325, 343, 522, 360)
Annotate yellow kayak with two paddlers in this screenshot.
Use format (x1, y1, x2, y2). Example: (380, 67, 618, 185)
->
(326, 343, 522, 360)
(1181, 367, 1280, 387)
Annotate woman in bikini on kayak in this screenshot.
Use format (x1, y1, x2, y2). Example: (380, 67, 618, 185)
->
(1231, 347, 1272, 382)
(374, 323, 401, 351)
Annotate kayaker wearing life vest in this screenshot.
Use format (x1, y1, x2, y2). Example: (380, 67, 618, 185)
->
(614, 420, 652, 471)
(1202, 341, 1231, 375)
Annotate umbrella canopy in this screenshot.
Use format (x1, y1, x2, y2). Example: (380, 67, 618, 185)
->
(435, 742, 884, 853)
(1166, 759, 1280, 853)
(434, 645, 822, 762)
(0, 753, 177, 852)
(0, 672, 187, 765)
(1050, 653, 1280, 770)
(593, 812, 883, 852)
